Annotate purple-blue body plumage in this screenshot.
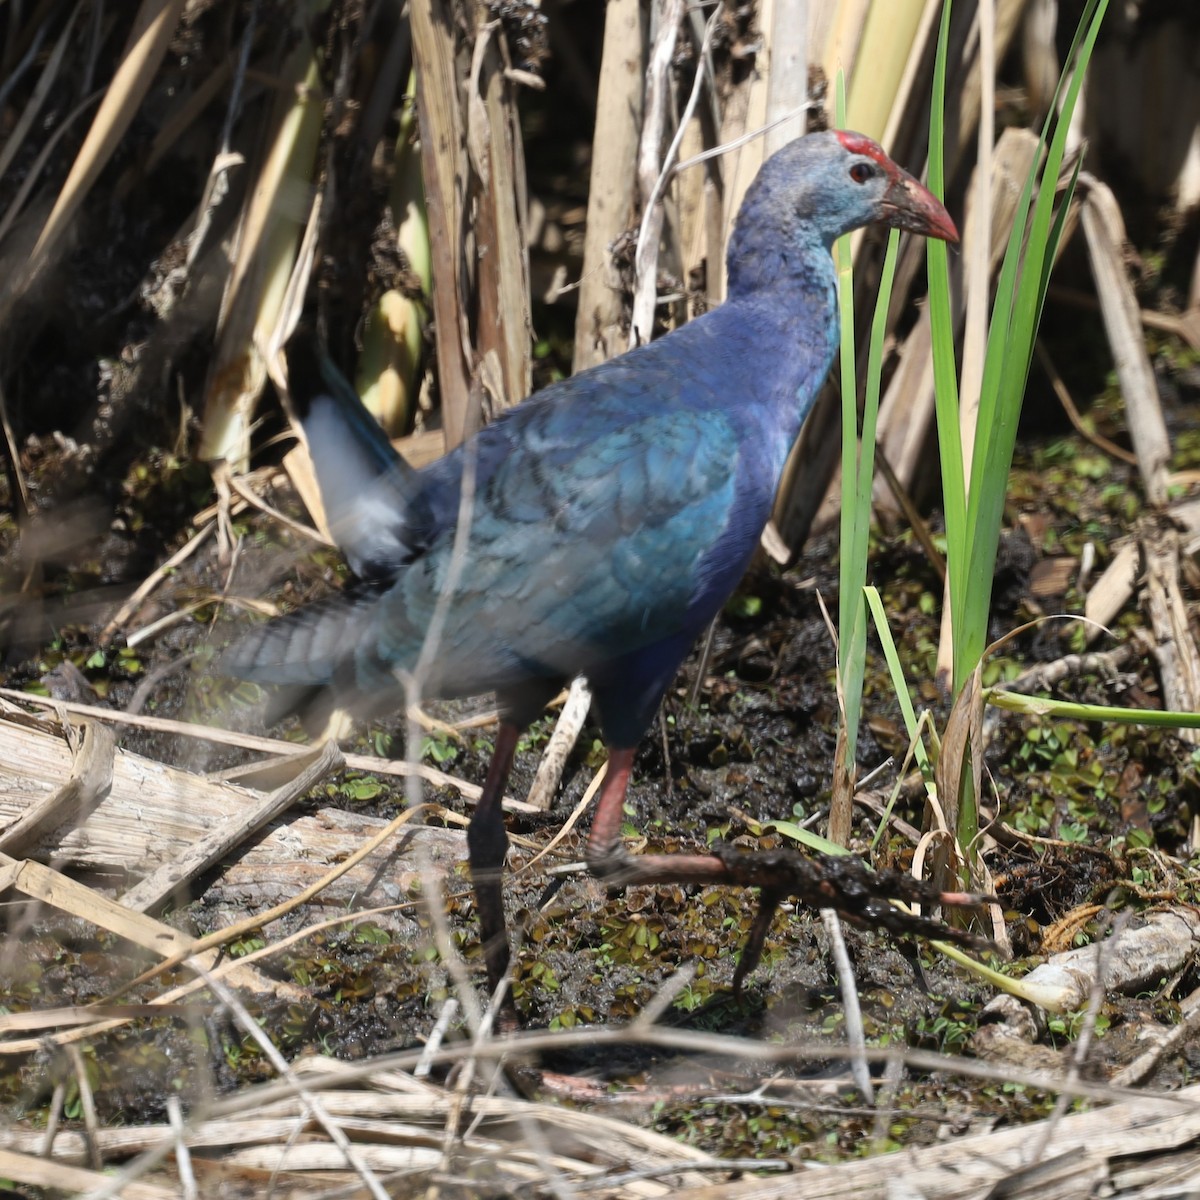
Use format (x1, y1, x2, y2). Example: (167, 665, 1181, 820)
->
(224, 129, 965, 1005)
(228, 132, 945, 747)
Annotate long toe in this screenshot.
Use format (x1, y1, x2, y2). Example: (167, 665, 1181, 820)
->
(732, 885, 787, 995)
(710, 843, 997, 985)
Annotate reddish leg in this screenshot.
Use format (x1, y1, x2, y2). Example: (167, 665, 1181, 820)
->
(466, 721, 523, 1001)
(586, 746, 727, 885)
(585, 745, 995, 991)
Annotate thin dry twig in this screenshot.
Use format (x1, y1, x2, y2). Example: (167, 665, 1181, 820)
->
(40, 1081, 66, 1159)
(8, 898, 426, 1058)
(402, 436, 486, 1034)
(102, 963, 391, 1200)
(165, 1097, 196, 1200)
(97, 522, 215, 643)
(1080, 174, 1171, 506)
(1113, 984, 1200, 1087)
(673, 101, 814, 175)
(522, 760, 607, 876)
(0, 88, 104, 250)
(1035, 340, 1139, 466)
(206, 1023, 1188, 1121)
(821, 908, 873, 1102)
(576, 1158, 790, 1191)
(225, 469, 330, 547)
(414, 998, 459, 1080)
(630, 962, 697, 1029)
(66, 1044, 101, 1170)
(29, 0, 188, 280)
(183, 2, 256, 270)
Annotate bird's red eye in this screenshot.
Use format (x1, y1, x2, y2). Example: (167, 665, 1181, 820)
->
(849, 162, 875, 184)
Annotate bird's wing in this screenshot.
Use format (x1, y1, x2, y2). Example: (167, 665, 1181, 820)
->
(367, 354, 755, 696)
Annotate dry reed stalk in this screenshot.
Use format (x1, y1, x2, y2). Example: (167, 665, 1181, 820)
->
(411, 1, 473, 446)
(525, 677, 594, 811)
(1141, 529, 1200, 747)
(0, 690, 530, 811)
(0, 1149, 174, 1200)
(691, 1084, 1200, 1198)
(675, 114, 711, 305)
(117, 740, 343, 912)
(0, 719, 114, 857)
(357, 86, 430, 437)
(844, 0, 930, 141)
(25, 0, 187, 280)
(468, 3, 534, 416)
(412, 2, 534, 449)
(764, 0, 810, 155)
(629, 0, 686, 349)
(573, 0, 646, 370)
(1080, 177, 1171, 507)
(198, 19, 324, 470)
(819, 0, 873, 96)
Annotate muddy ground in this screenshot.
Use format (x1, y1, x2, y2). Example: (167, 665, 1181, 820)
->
(4, 364, 1200, 1167)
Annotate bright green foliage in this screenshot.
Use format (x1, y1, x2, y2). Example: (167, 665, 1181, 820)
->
(835, 72, 904, 790)
(929, 0, 1110, 693)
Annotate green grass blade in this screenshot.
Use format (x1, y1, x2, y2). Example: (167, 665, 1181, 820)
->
(985, 689, 1200, 729)
(951, 161, 1038, 686)
(956, 0, 1108, 687)
(833, 69, 870, 767)
(836, 69, 857, 646)
(857, 230, 900, 519)
(927, 0, 967, 668)
(865, 585, 931, 774)
(1021, 153, 1084, 388)
(839, 230, 902, 768)
(759, 818, 846, 857)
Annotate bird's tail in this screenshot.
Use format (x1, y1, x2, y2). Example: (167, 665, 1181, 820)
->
(222, 333, 426, 721)
(222, 593, 360, 687)
(221, 585, 401, 715)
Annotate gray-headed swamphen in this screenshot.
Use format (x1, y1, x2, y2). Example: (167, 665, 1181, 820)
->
(226, 130, 989, 1006)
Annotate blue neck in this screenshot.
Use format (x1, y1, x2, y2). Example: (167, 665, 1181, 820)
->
(726, 191, 838, 300)
(720, 232, 841, 455)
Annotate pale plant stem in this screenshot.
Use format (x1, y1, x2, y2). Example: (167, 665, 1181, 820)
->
(822, 909, 874, 1102)
(629, 0, 686, 348)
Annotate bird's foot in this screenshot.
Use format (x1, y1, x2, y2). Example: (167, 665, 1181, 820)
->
(582, 837, 993, 993)
(585, 843, 668, 896)
(707, 844, 996, 994)
(586, 840, 732, 889)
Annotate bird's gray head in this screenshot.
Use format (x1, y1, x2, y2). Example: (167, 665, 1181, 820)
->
(727, 129, 958, 297)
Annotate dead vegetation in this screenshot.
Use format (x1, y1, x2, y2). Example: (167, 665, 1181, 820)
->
(2, 1, 1200, 1198)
